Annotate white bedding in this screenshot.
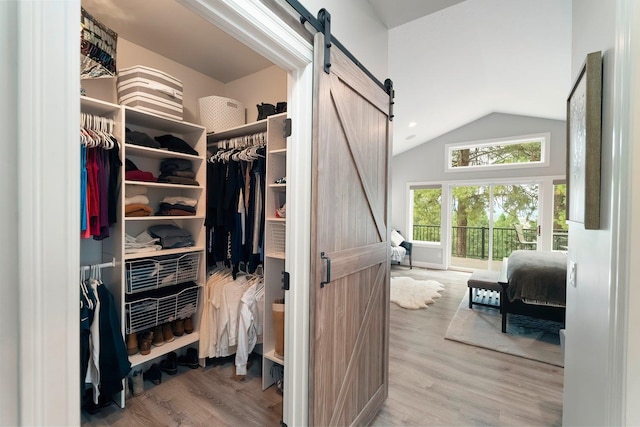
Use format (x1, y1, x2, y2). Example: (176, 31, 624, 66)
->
(390, 245, 407, 263)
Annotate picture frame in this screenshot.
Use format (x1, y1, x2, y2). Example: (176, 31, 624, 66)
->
(566, 51, 602, 230)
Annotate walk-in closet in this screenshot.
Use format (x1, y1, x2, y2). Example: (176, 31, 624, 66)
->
(79, 0, 290, 422)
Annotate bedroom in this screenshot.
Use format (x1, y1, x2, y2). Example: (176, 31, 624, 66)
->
(1, 0, 638, 425)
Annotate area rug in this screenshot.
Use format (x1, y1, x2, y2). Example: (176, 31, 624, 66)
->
(390, 276, 444, 309)
(444, 293, 564, 367)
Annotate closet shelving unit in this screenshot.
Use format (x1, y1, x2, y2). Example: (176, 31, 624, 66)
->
(206, 112, 288, 390)
(118, 106, 207, 369)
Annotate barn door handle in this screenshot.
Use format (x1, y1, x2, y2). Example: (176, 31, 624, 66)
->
(320, 252, 331, 288)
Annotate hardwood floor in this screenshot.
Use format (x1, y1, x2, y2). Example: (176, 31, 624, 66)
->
(82, 267, 563, 426)
(372, 266, 563, 426)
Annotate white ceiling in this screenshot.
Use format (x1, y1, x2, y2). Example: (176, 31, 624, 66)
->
(367, 0, 466, 28)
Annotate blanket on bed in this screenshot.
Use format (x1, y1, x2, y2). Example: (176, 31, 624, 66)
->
(506, 250, 567, 306)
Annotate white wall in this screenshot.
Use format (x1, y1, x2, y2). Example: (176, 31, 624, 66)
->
(563, 0, 616, 425)
(391, 113, 566, 266)
(223, 65, 287, 123)
(300, 0, 388, 83)
(388, 0, 571, 155)
(0, 1, 19, 425)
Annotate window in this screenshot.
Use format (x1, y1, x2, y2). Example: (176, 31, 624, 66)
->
(446, 133, 549, 172)
(410, 185, 442, 243)
(552, 180, 568, 250)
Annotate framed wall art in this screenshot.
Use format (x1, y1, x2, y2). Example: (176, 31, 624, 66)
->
(566, 51, 602, 230)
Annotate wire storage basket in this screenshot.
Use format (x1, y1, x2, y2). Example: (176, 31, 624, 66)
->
(268, 222, 286, 257)
(125, 282, 199, 334)
(125, 252, 200, 294)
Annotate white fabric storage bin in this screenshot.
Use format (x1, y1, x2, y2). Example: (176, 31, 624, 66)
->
(198, 95, 245, 133)
(118, 65, 183, 121)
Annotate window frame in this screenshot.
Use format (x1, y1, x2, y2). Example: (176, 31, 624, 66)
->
(408, 183, 444, 246)
(444, 132, 551, 173)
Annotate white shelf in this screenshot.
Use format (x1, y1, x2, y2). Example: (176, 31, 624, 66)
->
(125, 106, 205, 134)
(264, 349, 284, 365)
(266, 217, 286, 223)
(125, 215, 205, 221)
(269, 148, 287, 156)
(266, 252, 286, 260)
(124, 246, 205, 260)
(206, 119, 268, 145)
(124, 180, 204, 190)
(125, 144, 203, 162)
(80, 96, 121, 116)
(268, 183, 287, 191)
(129, 332, 200, 367)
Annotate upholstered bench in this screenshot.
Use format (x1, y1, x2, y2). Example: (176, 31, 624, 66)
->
(467, 269, 502, 310)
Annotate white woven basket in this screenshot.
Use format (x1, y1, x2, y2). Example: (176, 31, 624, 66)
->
(198, 96, 245, 133)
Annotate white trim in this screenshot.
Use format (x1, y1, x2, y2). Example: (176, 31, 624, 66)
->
(178, 1, 313, 425)
(608, 0, 637, 423)
(17, 0, 81, 424)
(444, 132, 551, 172)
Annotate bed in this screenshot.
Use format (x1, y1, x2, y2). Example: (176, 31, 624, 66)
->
(498, 250, 567, 333)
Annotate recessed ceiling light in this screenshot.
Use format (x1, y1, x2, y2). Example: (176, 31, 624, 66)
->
(405, 134, 416, 140)
(408, 122, 417, 128)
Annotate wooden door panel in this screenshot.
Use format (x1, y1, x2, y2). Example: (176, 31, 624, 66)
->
(310, 31, 391, 426)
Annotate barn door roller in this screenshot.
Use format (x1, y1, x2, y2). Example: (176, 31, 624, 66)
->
(285, 0, 395, 119)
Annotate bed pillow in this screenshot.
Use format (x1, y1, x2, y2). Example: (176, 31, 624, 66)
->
(390, 229, 405, 247)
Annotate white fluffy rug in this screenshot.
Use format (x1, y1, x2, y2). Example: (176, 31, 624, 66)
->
(390, 276, 445, 309)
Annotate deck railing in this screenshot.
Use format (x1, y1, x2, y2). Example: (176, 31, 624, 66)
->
(412, 225, 569, 259)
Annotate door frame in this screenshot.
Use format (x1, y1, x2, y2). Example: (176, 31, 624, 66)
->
(6, 0, 313, 425)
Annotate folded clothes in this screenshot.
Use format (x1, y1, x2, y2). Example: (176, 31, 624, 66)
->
(158, 202, 196, 213)
(126, 128, 161, 149)
(160, 158, 194, 174)
(154, 135, 198, 156)
(148, 224, 195, 249)
(171, 170, 196, 179)
(158, 175, 199, 186)
(125, 195, 150, 205)
(124, 231, 162, 254)
(156, 208, 197, 217)
(162, 196, 197, 207)
(125, 203, 153, 217)
(125, 170, 157, 182)
(125, 185, 148, 197)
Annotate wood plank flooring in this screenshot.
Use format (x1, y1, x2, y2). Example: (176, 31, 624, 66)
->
(82, 267, 563, 426)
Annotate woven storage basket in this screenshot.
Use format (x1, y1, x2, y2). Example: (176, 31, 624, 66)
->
(198, 96, 245, 133)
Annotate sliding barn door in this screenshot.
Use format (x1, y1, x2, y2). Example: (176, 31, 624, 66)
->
(309, 32, 392, 426)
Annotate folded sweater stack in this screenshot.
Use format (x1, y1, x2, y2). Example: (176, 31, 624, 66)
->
(158, 158, 199, 186)
(156, 195, 198, 216)
(124, 186, 153, 217)
(125, 158, 157, 183)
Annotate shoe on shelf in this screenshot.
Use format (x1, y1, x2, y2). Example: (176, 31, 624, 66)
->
(143, 363, 162, 385)
(159, 351, 178, 375)
(162, 323, 175, 343)
(173, 319, 185, 336)
(177, 347, 199, 369)
(152, 325, 164, 347)
(183, 316, 194, 334)
(138, 330, 153, 355)
(126, 333, 138, 356)
(129, 369, 144, 396)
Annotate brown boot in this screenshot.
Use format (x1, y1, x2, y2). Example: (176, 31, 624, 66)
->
(162, 323, 175, 343)
(126, 333, 138, 356)
(173, 319, 184, 337)
(152, 325, 164, 347)
(184, 316, 194, 334)
(139, 331, 153, 355)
